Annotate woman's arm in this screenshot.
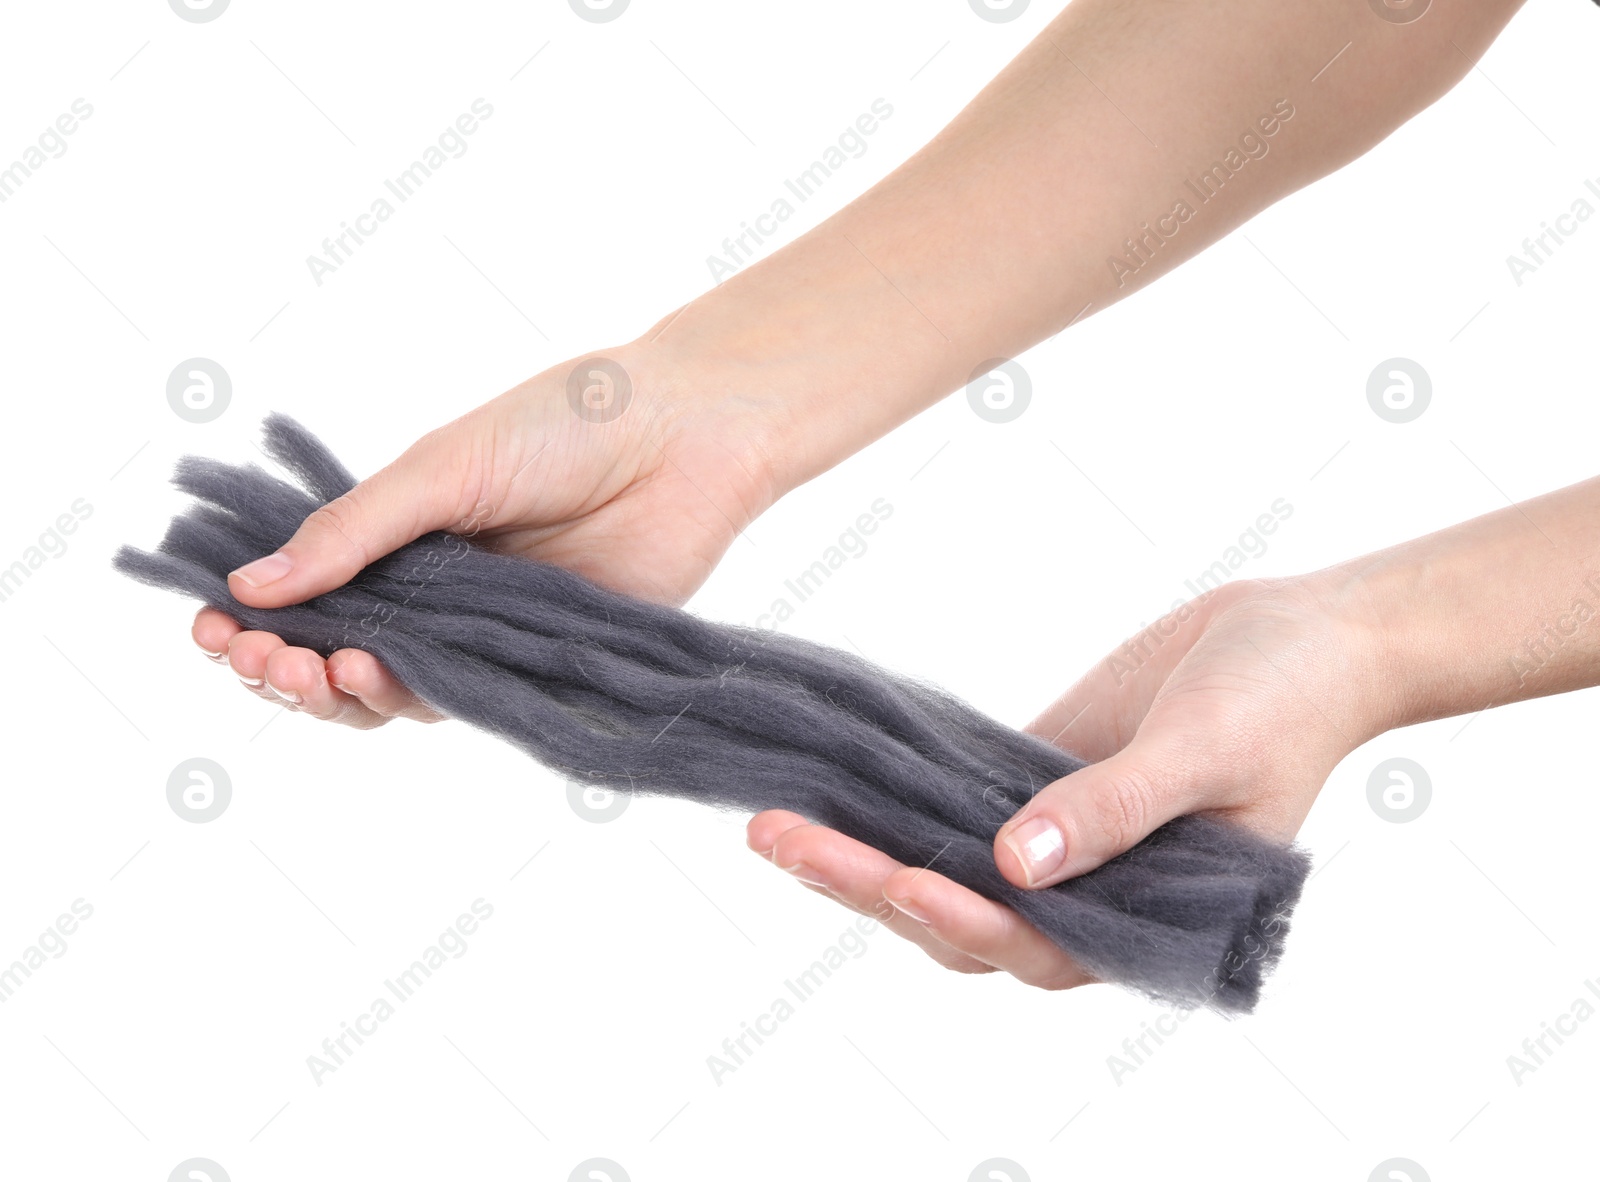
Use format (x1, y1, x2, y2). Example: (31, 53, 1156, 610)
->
(1340, 475, 1600, 732)
(214, 0, 1529, 724)
(639, 0, 1528, 500)
(751, 471, 1600, 987)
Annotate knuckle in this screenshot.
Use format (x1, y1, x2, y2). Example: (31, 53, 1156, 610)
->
(767, 828, 809, 871)
(302, 496, 370, 567)
(1082, 769, 1161, 852)
(772, 824, 827, 869)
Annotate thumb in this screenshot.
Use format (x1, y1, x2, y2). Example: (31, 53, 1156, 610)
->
(993, 732, 1205, 889)
(228, 431, 474, 608)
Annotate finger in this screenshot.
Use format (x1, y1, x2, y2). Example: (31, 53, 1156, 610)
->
(880, 866, 1093, 990)
(227, 423, 478, 608)
(746, 809, 812, 859)
(326, 649, 445, 723)
(994, 733, 1205, 889)
(746, 811, 871, 909)
(765, 820, 995, 974)
(192, 608, 243, 664)
(262, 646, 387, 728)
(226, 629, 288, 698)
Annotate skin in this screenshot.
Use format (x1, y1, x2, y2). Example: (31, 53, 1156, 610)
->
(191, 0, 1563, 986)
(197, 346, 784, 725)
(753, 478, 1600, 983)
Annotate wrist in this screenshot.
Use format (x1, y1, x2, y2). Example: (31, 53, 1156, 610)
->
(1288, 558, 1433, 744)
(625, 226, 969, 500)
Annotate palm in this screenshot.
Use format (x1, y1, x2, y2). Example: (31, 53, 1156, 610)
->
(191, 359, 770, 724)
(747, 579, 1349, 989)
(485, 447, 752, 607)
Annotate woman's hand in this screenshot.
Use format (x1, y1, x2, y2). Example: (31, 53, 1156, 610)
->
(191, 340, 784, 727)
(747, 574, 1385, 989)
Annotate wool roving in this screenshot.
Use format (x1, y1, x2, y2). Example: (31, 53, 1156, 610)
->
(112, 414, 1311, 1013)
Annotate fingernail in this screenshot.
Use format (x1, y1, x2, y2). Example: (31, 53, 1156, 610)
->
(886, 894, 932, 925)
(239, 676, 264, 688)
(201, 648, 226, 663)
(266, 679, 302, 704)
(1002, 816, 1066, 886)
(778, 861, 829, 889)
(231, 552, 294, 588)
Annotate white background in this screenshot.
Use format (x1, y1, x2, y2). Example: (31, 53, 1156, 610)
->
(1, 0, 1597, 1179)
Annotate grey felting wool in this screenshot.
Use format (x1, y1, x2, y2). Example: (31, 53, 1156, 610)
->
(113, 413, 1311, 1013)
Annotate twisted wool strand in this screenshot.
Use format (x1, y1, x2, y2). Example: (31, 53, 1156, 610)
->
(112, 414, 1311, 1012)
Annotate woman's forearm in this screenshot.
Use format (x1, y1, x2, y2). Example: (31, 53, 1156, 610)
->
(1322, 475, 1600, 734)
(634, 0, 1525, 496)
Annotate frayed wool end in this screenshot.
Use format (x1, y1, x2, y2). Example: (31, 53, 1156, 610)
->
(112, 414, 1312, 1013)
